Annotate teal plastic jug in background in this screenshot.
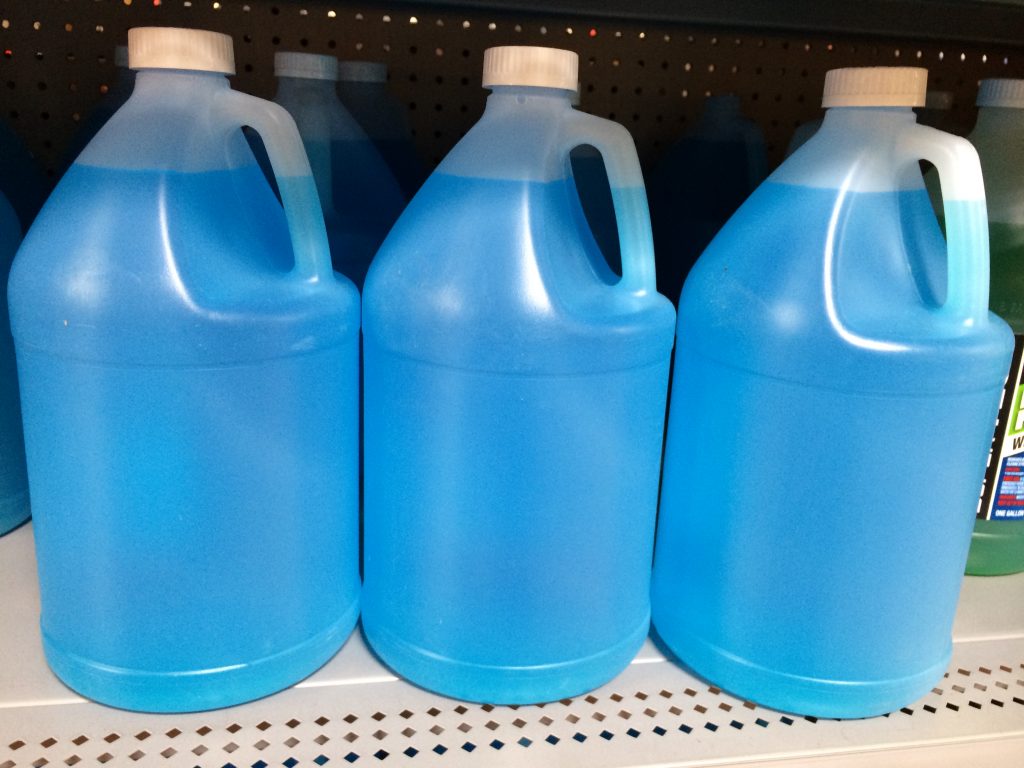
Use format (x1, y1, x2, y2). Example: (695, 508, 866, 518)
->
(651, 67, 1013, 718)
(9, 27, 360, 713)
(274, 52, 406, 288)
(336, 60, 426, 198)
(60, 45, 136, 174)
(0, 119, 50, 232)
(965, 78, 1024, 576)
(362, 46, 676, 704)
(0, 189, 29, 536)
(647, 93, 768, 303)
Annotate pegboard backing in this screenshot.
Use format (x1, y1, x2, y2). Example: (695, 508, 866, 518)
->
(2, 1, 1023, 178)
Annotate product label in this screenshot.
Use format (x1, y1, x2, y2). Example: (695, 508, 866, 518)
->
(979, 334, 1024, 521)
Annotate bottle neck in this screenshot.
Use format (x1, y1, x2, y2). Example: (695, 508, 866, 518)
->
(275, 76, 339, 100)
(133, 68, 230, 98)
(483, 85, 575, 116)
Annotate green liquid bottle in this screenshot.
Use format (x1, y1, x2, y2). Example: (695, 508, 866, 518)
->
(967, 78, 1024, 575)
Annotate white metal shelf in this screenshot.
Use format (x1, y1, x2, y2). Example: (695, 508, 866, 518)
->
(1, 523, 1022, 767)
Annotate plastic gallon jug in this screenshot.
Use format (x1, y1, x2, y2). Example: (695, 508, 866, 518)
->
(651, 67, 1013, 718)
(61, 45, 136, 173)
(337, 60, 426, 198)
(0, 190, 29, 536)
(966, 79, 1024, 575)
(275, 52, 406, 288)
(9, 28, 360, 712)
(362, 46, 676, 704)
(647, 94, 768, 303)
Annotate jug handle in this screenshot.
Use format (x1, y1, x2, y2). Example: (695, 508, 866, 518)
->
(561, 110, 657, 295)
(216, 90, 333, 284)
(897, 124, 989, 326)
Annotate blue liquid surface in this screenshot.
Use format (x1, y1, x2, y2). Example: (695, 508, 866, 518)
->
(9, 163, 360, 711)
(363, 172, 675, 703)
(652, 182, 1012, 717)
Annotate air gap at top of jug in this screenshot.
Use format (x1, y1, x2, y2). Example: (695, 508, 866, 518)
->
(362, 45, 676, 705)
(8, 27, 360, 713)
(652, 67, 1013, 718)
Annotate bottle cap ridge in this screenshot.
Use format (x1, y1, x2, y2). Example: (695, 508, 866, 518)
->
(128, 27, 235, 75)
(822, 67, 927, 108)
(482, 46, 578, 91)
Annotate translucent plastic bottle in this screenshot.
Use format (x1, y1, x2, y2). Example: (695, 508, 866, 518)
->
(336, 60, 426, 198)
(647, 94, 768, 302)
(274, 52, 406, 288)
(362, 46, 676, 704)
(0, 190, 29, 536)
(9, 28, 360, 713)
(651, 67, 1013, 718)
(966, 79, 1024, 575)
(60, 45, 136, 172)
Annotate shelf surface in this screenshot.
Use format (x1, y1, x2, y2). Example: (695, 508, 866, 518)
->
(1, 522, 1023, 767)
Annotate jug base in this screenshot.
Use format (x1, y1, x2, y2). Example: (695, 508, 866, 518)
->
(0, 490, 30, 536)
(655, 624, 950, 719)
(41, 599, 360, 713)
(364, 615, 649, 705)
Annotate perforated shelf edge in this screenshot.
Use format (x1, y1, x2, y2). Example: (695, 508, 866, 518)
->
(1, 523, 1023, 768)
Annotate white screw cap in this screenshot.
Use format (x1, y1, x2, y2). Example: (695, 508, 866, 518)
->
(977, 79, 1024, 108)
(114, 45, 129, 68)
(337, 61, 387, 83)
(128, 27, 234, 75)
(482, 46, 578, 90)
(822, 67, 927, 108)
(275, 52, 339, 81)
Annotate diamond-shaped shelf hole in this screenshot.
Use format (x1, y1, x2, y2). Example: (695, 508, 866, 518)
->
(41, 739, 57, 749)
(461, 742, 476, 753)
(195, 726, 212, 737)
(9, 741, 25, 751)
(679, 724, 693, 734)
(284, 737, 300, 748)
(315, 717, 330, 727)
(372, 730, 387, 741)
(517, 737, 532, 747)
(627, 728, 640, 738)
(694, 705, 708, 714)
(669, 706, 682, 715)
(165, 729, 181, 739)
(226, 723, 242, 734)
(708, 686, 722, 695)
(344, 753, 359, 763)
(129, 750, 145, 761)
(427, 708, 441, 717)
(103, 734, 120, 744)
(457, 723, 471, 733)
(600, 730, 614, 740)
(284, 758, 299, 768)
(135, 731, 151, 742)
(592, 712, 606, 722)
(610, 693, 624, 702)
(566, 714, 579, 724)
(160, 748, 177, 759)
(485, 720, 499, 731)
(481, 704, 495, 712)
(660, 690, 673, 699)
(286, 719, 301, 729)
(71, 737, 88, 747)
(573, 733, 586, 743)
(0, 760, 14, 768)
(432, 745, 447, 755)
(224, 742, 239, 753)
(256, 721, 272, 731)
(64, 756, 81, 766)
(254, 739, 270, 750)
(314, 755, 329, 766)
(371, 712, 386, 722)
(634, 691, 648, 700)
(512, 719, 527, 728)
(643, 708, 657, 717)
(684, 688, 698, 697)
(429, 726, 443, 736)
(399, 710, 413, 719)
(585, 695, 599, 704)
(454, 705, 468, 715)
(618, 710, 632, 720)
(400, 729, 415, 738)
(373, 750, 388, 760)
(653, 726, 667, 735)
(344, 733, 359, 743)
(97, 754, 113, 764)
(344, 714, 359, 724)
(539, 716, 553, 726)
(719, 702, 733, 712)
(315, 735, 331, 745)
(192, 745, 208, 756)
(743, 701, 757, 710)
(756, 718, 769, 727)
(403, 747, 418, 758)
(490, 740, 504, 750)
(545, 735, 559, 745)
